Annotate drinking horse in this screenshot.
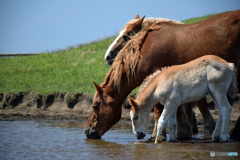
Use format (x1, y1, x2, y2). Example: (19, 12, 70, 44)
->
(85, 10, 240, 139)
(104, 15, 203, 138)
(129, 55, 238, 143)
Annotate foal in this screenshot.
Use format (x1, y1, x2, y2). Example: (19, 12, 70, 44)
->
(129, 55, 237, 143)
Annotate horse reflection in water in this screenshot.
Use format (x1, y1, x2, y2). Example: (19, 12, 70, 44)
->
(85, 10, 240, 140)
(129, 55, 238, 143)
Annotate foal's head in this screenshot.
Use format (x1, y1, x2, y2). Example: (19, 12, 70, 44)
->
(129, 97, 150, 140)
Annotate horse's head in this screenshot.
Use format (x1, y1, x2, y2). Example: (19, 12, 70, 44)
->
(85, 82, 122, 139)
(104, 15, 145, 65)
(129, 97, 149, 140)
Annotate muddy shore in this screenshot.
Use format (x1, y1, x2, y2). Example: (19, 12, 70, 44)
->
(0, 92, 132, 121)
(0, 92, 240, 132)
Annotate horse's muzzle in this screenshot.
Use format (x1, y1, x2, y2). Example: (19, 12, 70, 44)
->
(136, 131, 146, 140)
(85, 128, 101, 139)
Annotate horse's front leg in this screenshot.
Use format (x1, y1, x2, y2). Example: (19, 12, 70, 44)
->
(155, 102, 178, 144)
(168, 109, 177, 142)
(148, 103, 166, 143)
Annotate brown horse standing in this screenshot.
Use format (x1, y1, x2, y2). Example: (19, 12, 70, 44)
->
(104, 15, 202, 138)
(85, 10, 240, 139)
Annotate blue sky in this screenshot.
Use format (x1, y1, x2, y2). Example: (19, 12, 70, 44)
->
(0, 0, 239, 54)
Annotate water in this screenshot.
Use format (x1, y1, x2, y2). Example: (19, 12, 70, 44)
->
(0, 121, 239, 160)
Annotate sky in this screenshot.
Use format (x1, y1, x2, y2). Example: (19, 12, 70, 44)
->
(0, 0, 239, 54)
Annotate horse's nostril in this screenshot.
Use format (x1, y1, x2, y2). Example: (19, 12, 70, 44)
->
(136, 131, 146, 140)
(106, 55, 111, 61)
(85, 128, 101, 139)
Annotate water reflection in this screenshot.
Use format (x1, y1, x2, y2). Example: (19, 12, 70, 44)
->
(0, 120, 239, 160)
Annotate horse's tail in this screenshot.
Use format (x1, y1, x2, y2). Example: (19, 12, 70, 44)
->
(227, 63, 238, 99)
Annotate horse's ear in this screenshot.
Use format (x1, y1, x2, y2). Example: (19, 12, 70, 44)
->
(135, 14, 140, 19)
(128, 97, 138, 109)
(93, 81, 103, 95)
(132, 15, 145, 31)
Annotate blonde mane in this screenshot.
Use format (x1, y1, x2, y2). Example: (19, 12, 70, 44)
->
(136, 67, 169, 97)
(121, 17, 183, 33)
(101, 18, 182, 92)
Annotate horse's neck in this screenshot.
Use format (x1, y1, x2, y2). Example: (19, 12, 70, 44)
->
(109, 77, 141, 105)
(137, 82, 158, 108)
(138, 95, 158, 114)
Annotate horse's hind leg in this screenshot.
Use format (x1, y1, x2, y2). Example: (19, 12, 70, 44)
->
(210, 96, 222, 141)
(176, 105, 192, 139)
(184, 102, 198, 133)
(216, 95, 231, 142)
(209, 82, 232, 142)
(196, 98, 215, 133)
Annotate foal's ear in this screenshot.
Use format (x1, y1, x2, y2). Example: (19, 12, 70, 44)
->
(128, 97, 138, 109)
(135, 14, 140, 19)
(93, 81, 103, 95)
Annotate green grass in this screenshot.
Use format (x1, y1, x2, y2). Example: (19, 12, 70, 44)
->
(0, 13, 218, 95)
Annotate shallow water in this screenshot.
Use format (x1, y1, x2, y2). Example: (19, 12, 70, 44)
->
(0, 120, 239, 160)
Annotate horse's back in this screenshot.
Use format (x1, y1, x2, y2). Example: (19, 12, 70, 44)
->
(155, 55, 234, 104)
(141, 9, 240, 67)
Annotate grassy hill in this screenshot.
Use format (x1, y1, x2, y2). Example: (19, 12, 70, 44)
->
(0, 14, 216, 95)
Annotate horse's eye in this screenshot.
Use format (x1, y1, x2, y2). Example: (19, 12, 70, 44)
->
(134, 115, 138, 121)
(93, 104, 99, 111)
(123, 35, 130, 41)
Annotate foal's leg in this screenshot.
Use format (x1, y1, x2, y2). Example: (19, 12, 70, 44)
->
(197, 98, 215, 133)
(210, 96, 222, 141)
(147, 104, 166, 143)
(168, 109, 177, 142)
(155, 102, 178, 144)
(209, 82, 232, 142)
(152, 104, 192, 142)
(215, 95, 232, 142)
(152, 104, 164, 138)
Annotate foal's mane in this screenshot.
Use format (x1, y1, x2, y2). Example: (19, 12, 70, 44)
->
(101, 18, 182, 92)
(136, 67, 169, 97)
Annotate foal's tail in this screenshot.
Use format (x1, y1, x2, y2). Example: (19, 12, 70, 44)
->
(227, 63, 238, 99)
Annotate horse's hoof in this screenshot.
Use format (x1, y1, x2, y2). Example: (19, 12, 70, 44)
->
(155, 135, 166, 144)
(169, 139, 178, 142)
(212, 136, 220, 142)
(147, 136, 155, 143)
(204, 122, 215, 133)
(219, 136, 228, 142)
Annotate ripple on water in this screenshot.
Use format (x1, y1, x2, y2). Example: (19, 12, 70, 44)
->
(0, 121, 239, 160)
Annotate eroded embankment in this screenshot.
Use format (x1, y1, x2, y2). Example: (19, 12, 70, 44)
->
(0, 92, 131, 121)
(0, 92, 95, 121)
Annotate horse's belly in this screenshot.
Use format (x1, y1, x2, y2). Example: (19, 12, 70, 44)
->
(181, 83, 209, 104)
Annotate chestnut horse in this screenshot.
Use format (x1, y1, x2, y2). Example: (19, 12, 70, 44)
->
(104, 15, 182, 65)
(104, 15, 203, 138)
(129, 55, 237, 143)
(85, 10, 240, 139)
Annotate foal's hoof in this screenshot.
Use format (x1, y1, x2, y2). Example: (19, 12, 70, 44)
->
(155, 135, 166, 144)
(219, 136, 228, 142)
(169, 139, 178, 142)
(212, 136, 220, 142)
(147, 136, 156, 143)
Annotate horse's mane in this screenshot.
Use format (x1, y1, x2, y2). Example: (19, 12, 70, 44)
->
(101, 18, 182, 92)
(136, 67, 169, 98)
(121, 17, 183, 33)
